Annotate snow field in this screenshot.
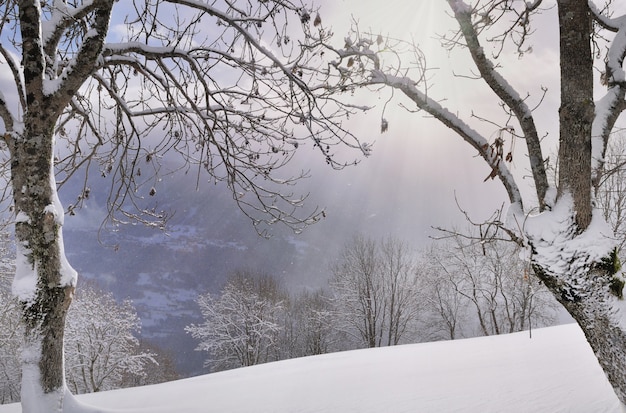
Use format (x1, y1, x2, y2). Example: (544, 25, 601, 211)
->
(1, 323, 623, 412)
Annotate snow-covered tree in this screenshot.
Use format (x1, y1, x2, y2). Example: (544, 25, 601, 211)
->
(123, 341, 180, 388)
(0, 230, 19, 404)
(322, 0, 626, 403)
(64, 284, 155, 394)
(330, 235, 421, 348)
(0, 0, 367, 410)
(378, 237, 423, 345)
(187, 271, 286, 372)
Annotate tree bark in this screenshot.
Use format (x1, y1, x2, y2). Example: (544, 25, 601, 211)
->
(557, 0, 594, 230)
(532, 1, 626, 404)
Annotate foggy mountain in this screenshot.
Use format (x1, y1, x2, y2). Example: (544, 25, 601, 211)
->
(59, 118, 508, 377)
(62, 173, 309, 376)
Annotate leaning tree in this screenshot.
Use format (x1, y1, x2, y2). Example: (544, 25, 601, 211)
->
(323, 0, 626, 405)
(0, 0, 366, 411)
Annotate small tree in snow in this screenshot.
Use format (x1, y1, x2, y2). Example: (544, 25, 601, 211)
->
(187, 271, 286, 372)
(64, 284, 155, 394)
(123, 341, 180, 388)
(281, 289, 339, 358)
(418, 248, 468, 341)
(0, 279, 154, 402)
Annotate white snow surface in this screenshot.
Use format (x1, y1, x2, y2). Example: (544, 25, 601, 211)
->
(1, 323, 624, 412)
(526, 193, 616, 285)
(11, 243, 36, 304)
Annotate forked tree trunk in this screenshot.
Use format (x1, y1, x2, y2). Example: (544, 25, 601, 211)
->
(11, 117, 77, 412)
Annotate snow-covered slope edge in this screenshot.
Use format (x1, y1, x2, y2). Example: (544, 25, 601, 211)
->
(1, 324, 624, 413)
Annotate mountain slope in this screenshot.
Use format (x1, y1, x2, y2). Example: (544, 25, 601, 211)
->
(1, 324, 623, 412)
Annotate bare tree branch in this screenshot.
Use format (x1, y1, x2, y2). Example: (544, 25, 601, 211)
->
(446, 0, 549, 209)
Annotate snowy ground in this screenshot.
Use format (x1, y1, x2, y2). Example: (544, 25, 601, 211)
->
(1, 323, 624, 413)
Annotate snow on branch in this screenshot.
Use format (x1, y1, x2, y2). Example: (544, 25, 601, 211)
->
(526, 192, 617, 302)
(41, 0, 108, 54)
(42, 0, 114, 107)
(0, 91, 14, 136)
(0, 45, 24, 124)
(591, 6, 626, 187)
(322, 26, 522, 208)
(447, 0, 548, 209)
(588, 0, 625, 32)
(369, 70, 522, 209)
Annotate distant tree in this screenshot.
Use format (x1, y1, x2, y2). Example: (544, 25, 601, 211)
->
(0, 230, 20, 404)
(426, 235, 558, 337)
(281, 289, 339, 358)
(596, 134, 626, 253)
(121, 341, 181, 388)
(0, 0, 367, 409)
(187, 271, 286, 371)
(330, 235, 383, 348)
(379, 237, 423, 345)
(330, 235, 421, 348)
(418, 248, 468, 341)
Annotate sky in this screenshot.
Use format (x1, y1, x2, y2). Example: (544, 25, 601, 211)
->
(55, 0, 533, 289)
(0, 0, 564, 247)
(58, 0, 571, 290)
(276, 0, 561, 256)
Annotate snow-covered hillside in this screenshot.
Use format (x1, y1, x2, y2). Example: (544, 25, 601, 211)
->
(1, 324, 623, 413)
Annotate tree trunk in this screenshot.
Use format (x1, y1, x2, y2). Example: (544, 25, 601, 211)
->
(11, 117, 77, 412)
(539, 1, 626, 405)
(556, 0, 594, 229)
